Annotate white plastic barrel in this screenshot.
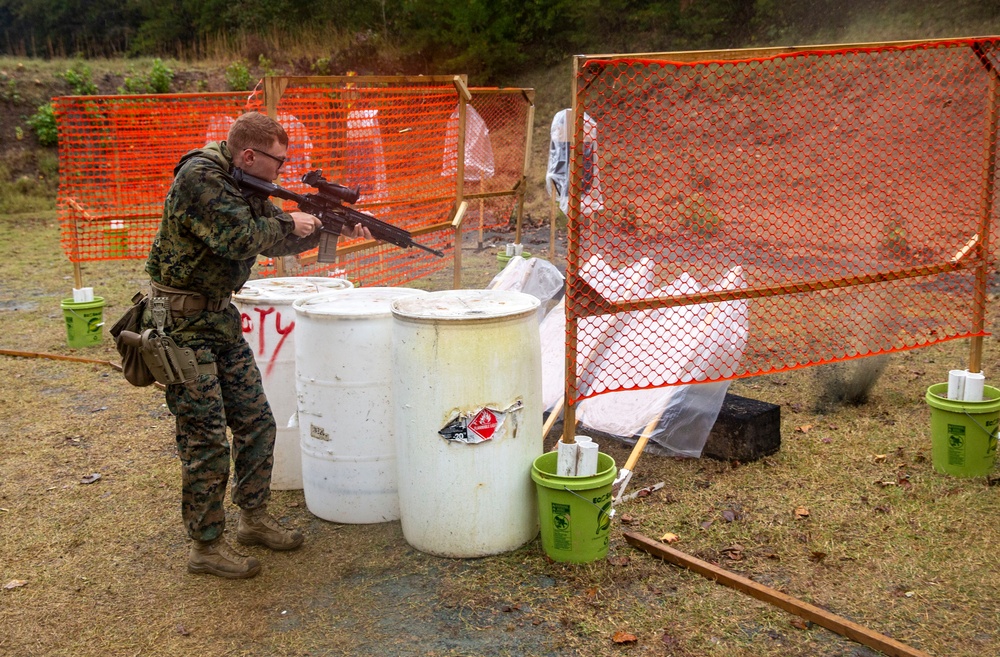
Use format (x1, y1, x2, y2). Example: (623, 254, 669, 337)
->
(233, 277, 352, 490)
(293, 287, 427, 523)
(391, 289, 543, 557)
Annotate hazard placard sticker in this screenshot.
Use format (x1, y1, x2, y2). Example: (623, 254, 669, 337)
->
(438, 400, 523, 444)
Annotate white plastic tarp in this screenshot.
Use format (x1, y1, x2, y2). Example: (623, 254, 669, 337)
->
(545, 109, 604, 216)
(486, 255, 564, 324)
(539, 256, 749, 458)
(443, 105, 496, 182)
(345, 109, 388, 204)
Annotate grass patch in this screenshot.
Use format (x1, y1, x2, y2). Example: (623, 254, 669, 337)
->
(1, 211, 999, 656)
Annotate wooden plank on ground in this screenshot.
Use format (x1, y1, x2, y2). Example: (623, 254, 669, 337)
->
(623, 531, 932, 657)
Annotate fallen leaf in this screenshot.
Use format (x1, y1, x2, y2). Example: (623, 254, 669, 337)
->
(80, 473, 101, 485)
(821, 437, 832, 444)
(790, 618, 812, 630)
(793, 507, 810, 519)
(612, 630, 638, 644)
(700, 520, 714, 530)
(659, 532, 680, 544)
(873, 454, 887, 463)
(808, 551, 827, 563)
(795, 425, 812, 433)
(606, 555, 630, 567)
(720, 544, 744, 560)
(620, 514, 636, 525)
(175, 624, 190, 636)
(3, 579, 27, 590)
(721, 509, 737, 522)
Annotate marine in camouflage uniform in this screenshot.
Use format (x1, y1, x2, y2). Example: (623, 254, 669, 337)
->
(145, 112, 329, 578)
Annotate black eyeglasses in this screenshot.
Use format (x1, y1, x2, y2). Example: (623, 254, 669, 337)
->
(250, 148, 286, 167)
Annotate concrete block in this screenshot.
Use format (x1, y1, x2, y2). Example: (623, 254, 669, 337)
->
(702, 393, 781, 462)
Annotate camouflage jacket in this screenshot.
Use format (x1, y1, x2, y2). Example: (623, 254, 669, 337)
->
(144, 141, 320, 348)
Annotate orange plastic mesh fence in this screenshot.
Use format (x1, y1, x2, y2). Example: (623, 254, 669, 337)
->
(461, 90, 534, 240)
(257, 78, 461, 284)
(55, 92, 259, 263)
(54, 79, 532, 289)
(565, 37, 1000, 404)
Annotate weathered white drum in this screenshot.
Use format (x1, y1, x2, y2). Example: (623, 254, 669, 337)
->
(233, 277, 352, 490)
(391, 289, 543, 557)
(293, 287, 427, 523)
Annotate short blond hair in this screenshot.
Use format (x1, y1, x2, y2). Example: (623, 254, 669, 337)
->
(227, 111, 288, 153)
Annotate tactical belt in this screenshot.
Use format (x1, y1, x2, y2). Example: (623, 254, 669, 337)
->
(150, 281, 232, 318)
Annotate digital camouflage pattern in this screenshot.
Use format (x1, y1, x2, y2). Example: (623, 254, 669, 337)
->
(145, 141, 321, 541)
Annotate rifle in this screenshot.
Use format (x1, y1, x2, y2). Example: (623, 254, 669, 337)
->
(232, 168, 445, 262)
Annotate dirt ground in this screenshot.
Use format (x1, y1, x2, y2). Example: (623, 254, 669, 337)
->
(4, 212, 1000, 656)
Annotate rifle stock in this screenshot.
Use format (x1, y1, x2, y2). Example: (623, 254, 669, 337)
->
(232, 168, 445, 262)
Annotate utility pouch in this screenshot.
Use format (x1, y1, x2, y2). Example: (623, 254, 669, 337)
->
(110, 291, 217, 386)
(109, 291, 157, 387)
(117, 329, 217, 385)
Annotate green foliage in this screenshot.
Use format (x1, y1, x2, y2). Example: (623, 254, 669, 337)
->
(0, 77, 21, 102)
(2, 0, 1000, 81)
(311, 56, 331, 76)
(118, 58, 174, 94)
(61, 61, 98, 95)
(257, 54, 280, 77)
(26, 103, 58, 147)
(118, 71, 148, 94)
(225, 61, 252, 91)
(679, 193, 723, 238)
(147, 58, 174, 93)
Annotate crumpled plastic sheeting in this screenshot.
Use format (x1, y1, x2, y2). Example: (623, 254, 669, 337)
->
(443, 105, 496, 182)
(486, 256, 565, 324)
(545, 109, 604, 216)
(540, 256, 749, 458)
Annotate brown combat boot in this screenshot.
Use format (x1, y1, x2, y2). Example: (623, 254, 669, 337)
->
(187, 537, 261, 579)
(237, 505, 304, 551)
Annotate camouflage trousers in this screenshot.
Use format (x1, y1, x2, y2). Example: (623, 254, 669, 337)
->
(165, 339, 275, 542)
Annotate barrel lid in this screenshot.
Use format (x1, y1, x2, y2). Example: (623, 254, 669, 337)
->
(391, 289, 540, 321)
(293, 287, 427, 318)
(234, 277, 352, 303)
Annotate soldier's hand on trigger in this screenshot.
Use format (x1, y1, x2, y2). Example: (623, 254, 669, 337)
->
(290, 212, 323, 238)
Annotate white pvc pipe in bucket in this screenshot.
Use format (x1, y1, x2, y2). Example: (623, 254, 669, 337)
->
(293, 287, 427, 523)
(391, 289, 543, 558)
(233, 277, 352, 490)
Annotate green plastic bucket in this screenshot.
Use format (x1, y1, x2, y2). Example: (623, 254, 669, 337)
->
(925, 382, 999, 477)
(497, 250, 531, 271)
(531, 451, 616, 563)
(60, 297, 105, 348)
